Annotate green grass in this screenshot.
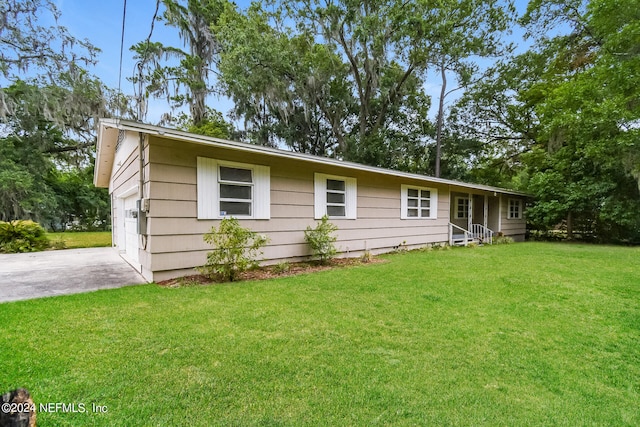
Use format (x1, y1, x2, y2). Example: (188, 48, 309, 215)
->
(1, 242, 638, 426)
(46, 231, 112, 249)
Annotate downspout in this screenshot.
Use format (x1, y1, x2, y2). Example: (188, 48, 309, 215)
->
(498, 195, 503, 234)
(138, 132, 145, 204)
(138, 132, 148, 251)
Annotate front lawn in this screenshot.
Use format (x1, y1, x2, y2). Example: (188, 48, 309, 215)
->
(1, 242, 638, 425)
(46, 231, 111, 249)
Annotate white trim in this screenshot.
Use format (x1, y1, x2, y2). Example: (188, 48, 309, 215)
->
(254, 164, 271, 219)
(197, 157, 218, 219)
(455, 196, 469, 219)
(314, 173, 357, 219)
(483, 194, 488, 228)
(197, 157, 270, 220)
(507, 198, 523, 220)
(468, 192, 473, 231)
(498, 196, 503, 231)
(97, 119, 530, 197)
(401, 185, 438, 219)
(114, 184, 139, 199)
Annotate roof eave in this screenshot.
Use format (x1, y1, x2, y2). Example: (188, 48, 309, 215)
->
(95, 118, 531, 197)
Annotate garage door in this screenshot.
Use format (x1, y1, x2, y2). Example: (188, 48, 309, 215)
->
(123, 195, 139, 265)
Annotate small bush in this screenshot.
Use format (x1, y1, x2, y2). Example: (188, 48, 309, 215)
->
(304, 215, 338, 264)
(0, 220, 50, 253)
(494, 235, 514, 245)
(273, 262, 291, 275)
(198, 217, 269, 282)
(360, 250, 373, 263)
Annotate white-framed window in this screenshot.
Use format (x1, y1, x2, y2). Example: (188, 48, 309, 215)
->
(218, 165, 253, 216)
(197, 157, 270, 219)
(455, 197, 469, 219)
(314, 173, 357, 219)
(508, 198, 522, 219)
(401, 185, 438, 219)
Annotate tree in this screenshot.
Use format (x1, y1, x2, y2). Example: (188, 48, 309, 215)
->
(216, 0, 514, 172)
(522, 0, 640, 241)
(0, 81, 110, 226)
(0, 2, 115, 226)
(0, 0, 101, 126)
(131, 0, 227, 125)
(453, 0, 640, 241)
(450, 51, 549, 188)
(172, 107, 234, 138)
(216, 2, 353, 152)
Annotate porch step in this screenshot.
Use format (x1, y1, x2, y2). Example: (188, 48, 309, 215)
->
(451, 235, 480, 246)
(451, 240, 480, 246)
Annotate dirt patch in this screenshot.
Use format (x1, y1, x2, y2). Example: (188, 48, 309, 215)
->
(157, 256, 386, 288)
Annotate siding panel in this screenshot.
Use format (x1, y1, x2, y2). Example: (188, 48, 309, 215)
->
(144, 138, 521, 280)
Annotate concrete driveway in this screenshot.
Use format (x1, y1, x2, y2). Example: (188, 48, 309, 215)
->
(0, 248, 146, 303)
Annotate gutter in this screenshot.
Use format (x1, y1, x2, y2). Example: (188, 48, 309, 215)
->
(98, 118, 532, 198)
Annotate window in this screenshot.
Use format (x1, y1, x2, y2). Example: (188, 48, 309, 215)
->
(326, 179, 346, 217)
(455, 197, 469, 219)
(401, 185, 438, 219)
(197, 157, 270, 219)
(219, 166, 253, 216)
(314, 173, 357, 219)
(508, 198, 522, 219)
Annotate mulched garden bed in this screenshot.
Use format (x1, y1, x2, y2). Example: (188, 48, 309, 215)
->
(157, 256, 386, 288)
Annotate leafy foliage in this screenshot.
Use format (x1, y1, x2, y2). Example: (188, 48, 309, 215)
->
(0, 220, 49, 253)
(304, 215, 338, 264)
(131, 0, 226, 125)
(0, 82, 110, 228)
(0, 4, 115, 229)
(215, 0, 514, 172)
(172, 107, 234, 138)
(452, 0, 640, 242)
(199, 217, 269, 281)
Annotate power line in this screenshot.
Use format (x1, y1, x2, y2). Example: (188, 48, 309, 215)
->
(117, 0, 127, 118)
(134, 0, 161, 122)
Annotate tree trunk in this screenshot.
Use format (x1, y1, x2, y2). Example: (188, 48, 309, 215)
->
(435, 63, 447, 178)
(567, 211, 573, 240)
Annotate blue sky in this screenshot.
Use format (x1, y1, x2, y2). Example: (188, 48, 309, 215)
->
(56, 0, 205, 121)
(54, 0, 533, 124)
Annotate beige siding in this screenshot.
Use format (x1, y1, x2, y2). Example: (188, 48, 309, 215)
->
(144, 136, 455, 280)
(108, 132, 153, 279)
(499, 195, 527, 241)
(450, 191, 470, 229)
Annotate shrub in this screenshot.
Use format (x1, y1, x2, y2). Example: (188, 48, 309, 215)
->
(494, 235, 514, 245)
(360, 250, 373, 263)
(0, 220, 50, 253)
(394, 240, 408, 253)
(273, 261, 291, 275)
(198, 217, 269, 282)
(304, 215, 338, 264)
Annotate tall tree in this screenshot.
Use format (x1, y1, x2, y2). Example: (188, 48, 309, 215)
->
(522, 0, 640, 241)
(0, 1, 114, 224)
(132, 0, 227, 126)
(216, 0, 514, 172)
(0, 80, 109, 227)
(216, 2, 356, 153)
(0, 0, 104, 129)
(453, 0, 640, 241)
